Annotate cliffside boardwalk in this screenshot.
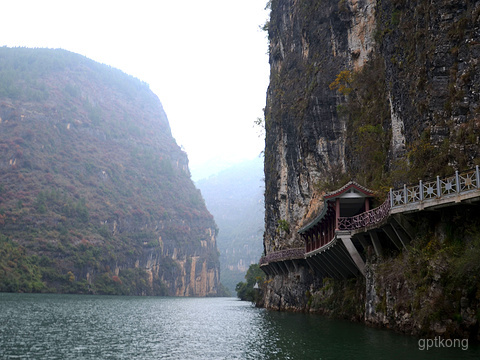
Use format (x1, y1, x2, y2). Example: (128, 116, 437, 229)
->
(260, 167, 480, 279)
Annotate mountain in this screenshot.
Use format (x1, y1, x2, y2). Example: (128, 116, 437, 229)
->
(0, 47, 223, 296)
(196, 157, 264, 294)
(261, 0, 480, 338)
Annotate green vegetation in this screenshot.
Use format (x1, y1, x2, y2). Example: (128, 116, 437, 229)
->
(235, 264, 265, 304)
(329, 70, 353, 96)
(325, 0, 479, 191)
(374, 0, 479, 181)
(0, 47, 220, 295)
(309, 277, 365, 321)
(261, 0, 480, 338)
(330, 57, 391, 191)
(374, 208, 480, 335)
(0, 233, 163, 295)
(277, 219, 290, 234)
(0, 234, 45, 293)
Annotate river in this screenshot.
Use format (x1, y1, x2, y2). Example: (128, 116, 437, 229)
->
(0, 293, 478, 359)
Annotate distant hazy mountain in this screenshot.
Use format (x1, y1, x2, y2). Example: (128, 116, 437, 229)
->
(196, 157, 264, 294)
(190, 156, 243, 182)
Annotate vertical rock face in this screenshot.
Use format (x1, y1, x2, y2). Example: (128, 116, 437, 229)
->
(378, 0, 480, 175)
(262, 0, 480, 330)
(263, 0, 376, 310)
(347, 0, 377, 70)
(264, 0, 378, 257)
(130, 223, 220, 297)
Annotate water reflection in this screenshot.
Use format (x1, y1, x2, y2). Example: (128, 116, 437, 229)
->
(0, 293, 478, 360)
(257, 310, 478, 360)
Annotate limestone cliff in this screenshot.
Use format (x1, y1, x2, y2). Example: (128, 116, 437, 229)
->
(0, 47, 222, 296)
(262, 0, 480, 337)
(264, 0, 380, 260)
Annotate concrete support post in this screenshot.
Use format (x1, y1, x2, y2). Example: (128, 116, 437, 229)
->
(330, 245, 360, 277)
(392, 214, 414, 240)
(390, 216, 412, 249)
(403, 184, 407, 204)
(339, 234, 366, 276)
(369, 231, 383, 258)
(320, 249, 347, 279)
(383, 225, 403, 250)
(419, 180, 423, 201)
(304, 257, 320, 276)
(310, 254, 336, 279)
(291, 259, 299, 272)
(390, 188, 394, 208)
(357, 234, 369, 252)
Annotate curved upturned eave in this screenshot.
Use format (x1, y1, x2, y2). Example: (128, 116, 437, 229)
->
(323, 181, 374, 200)
(298, 181, 375, 235)
(297, 202, 329, 235)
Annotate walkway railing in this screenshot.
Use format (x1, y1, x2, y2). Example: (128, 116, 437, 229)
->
(338, 197, 390, 230)
(336, 166, 480, 231)
(259, 248, 305, 266)
(390, 166, 480, 207)
(262, 167, 480, 263)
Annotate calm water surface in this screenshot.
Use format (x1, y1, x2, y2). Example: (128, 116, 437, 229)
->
(0, 293, 478, 359)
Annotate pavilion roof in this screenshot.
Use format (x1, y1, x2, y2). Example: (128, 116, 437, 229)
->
(298, 201, 330, 234)
(298, 181, 373, 235)
(323, 181, 374, 200)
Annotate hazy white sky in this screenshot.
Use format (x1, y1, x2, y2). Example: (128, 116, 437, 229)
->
(1, 0, 270, 180)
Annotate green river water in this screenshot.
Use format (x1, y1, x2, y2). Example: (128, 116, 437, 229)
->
(0, 293, 478, 359)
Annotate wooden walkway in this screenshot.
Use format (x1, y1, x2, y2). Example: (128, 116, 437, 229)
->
(260, 167, 480, 279)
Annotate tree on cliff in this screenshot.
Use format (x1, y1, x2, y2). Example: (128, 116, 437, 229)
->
(235, 264, 264, 304)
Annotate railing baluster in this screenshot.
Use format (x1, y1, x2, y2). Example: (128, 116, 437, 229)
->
(437, 176, 441, 198)
(456, 170, 460, 193)
(292, 168, 479, 267)
(333, 197, 391, 231)
(476, 165, 480, 189)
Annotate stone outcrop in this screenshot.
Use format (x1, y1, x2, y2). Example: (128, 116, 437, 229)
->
(262, 0, 480, 337)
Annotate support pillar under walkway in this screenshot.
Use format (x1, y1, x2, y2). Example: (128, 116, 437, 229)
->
(337, 232, 366, 276)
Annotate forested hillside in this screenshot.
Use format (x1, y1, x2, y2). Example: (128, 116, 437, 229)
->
(0, 47, 223, 296)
